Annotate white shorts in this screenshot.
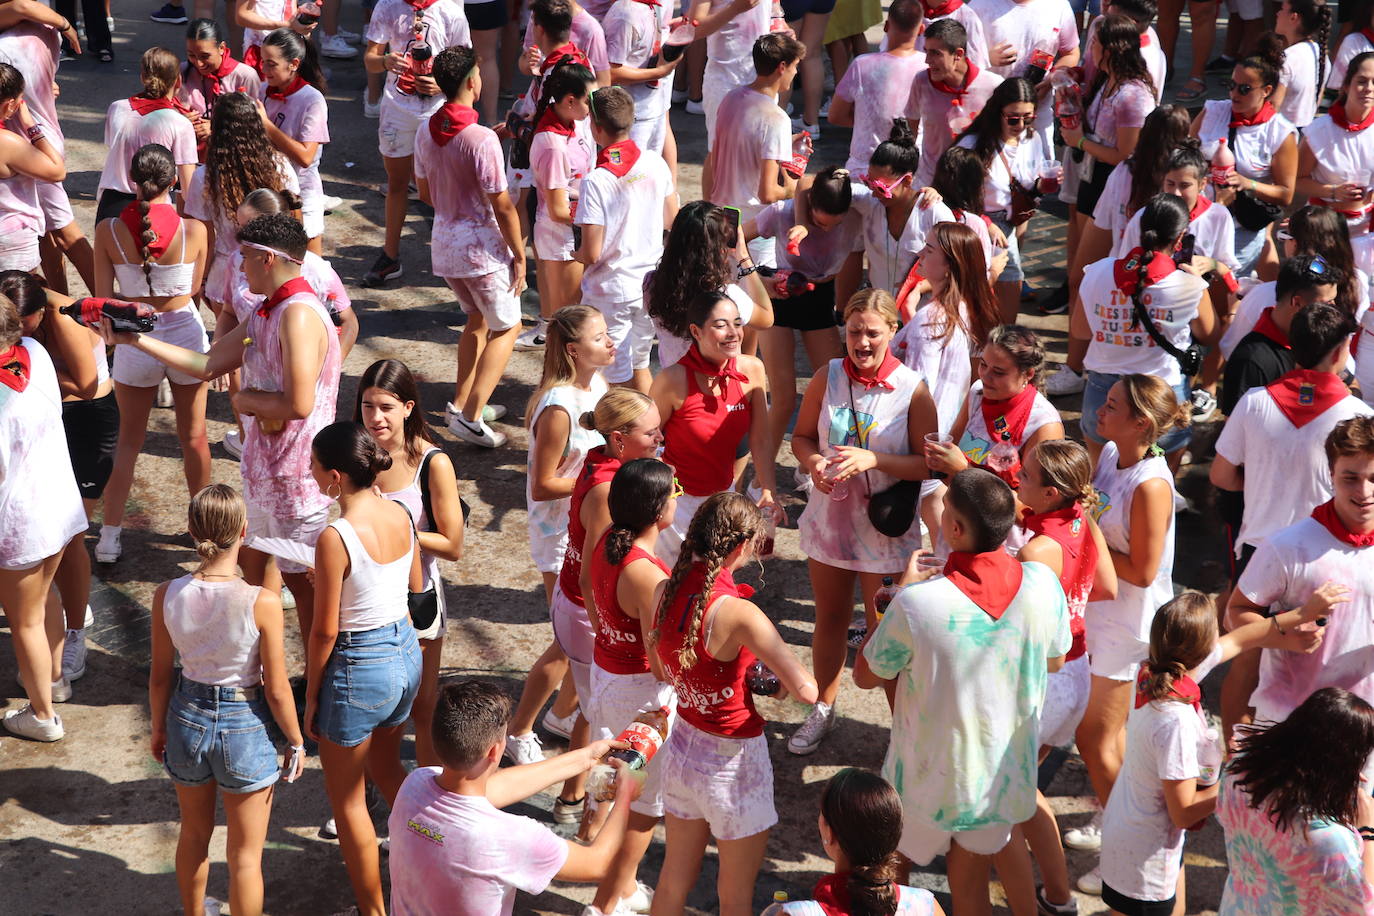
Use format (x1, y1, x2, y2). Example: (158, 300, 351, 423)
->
(659, 719, 777, 840)
(1086, 615, 1147, 682)
(111, 304, 209, 388)
(528, 525, 568, 574)
(590, 297, 655, 383)
(245, 502, 330, 576)
(38, 181, 75, 234)
(0, 227, 40, 271)
(1228, 0, 1261, 19)
(534, 214, 575, 262)
(629, 114, 667, 155)
(1039, 654, 1091, 748)
(379, 100, 426, 159)
(446, 270, 521, 332)
(550, 582, 593, 701)
(899, 815, 1015, 866)
(301, 196, 324, 239)
(655, 491, 708, 570)
(586, 667, 677, 817)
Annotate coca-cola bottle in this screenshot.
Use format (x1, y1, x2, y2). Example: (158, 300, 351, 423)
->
(873, 575, 899, 621)
(1056, 84, 1082, 132)
(295, 0, 320, 25)
(1210, 138, 1236, 188)
(61, 297, 157, 332)
(769, 0, 788, 31)
(1023, 28, 1058, 85)
(781, 130, 812, 179)
(746, 659, 781, 696)
(660, 18, 696, 62)
(585, 707, 671, 801)
(947, 98, 973, 138)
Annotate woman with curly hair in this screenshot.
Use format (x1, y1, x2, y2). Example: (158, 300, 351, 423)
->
(183, 90, 299, 319)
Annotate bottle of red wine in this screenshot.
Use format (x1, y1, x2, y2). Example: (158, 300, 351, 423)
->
(61, 298, 157, 333)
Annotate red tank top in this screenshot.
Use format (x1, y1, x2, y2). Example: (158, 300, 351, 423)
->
(661, 360, 752, 497)
(655, 564, 763, 738)
(557, 446, 621, 607)
(591, 530, 671, 675)
(1023, 503, 1096, 662)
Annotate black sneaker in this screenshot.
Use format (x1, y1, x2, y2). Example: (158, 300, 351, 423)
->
(149, 2, 189, 22)
(1039, 283, 1072, 315)
(1206, 55, 1235, 73)
(362, 252, 403, 288)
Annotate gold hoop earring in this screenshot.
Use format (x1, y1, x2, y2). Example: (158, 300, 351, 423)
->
(326, 482, 342, 500)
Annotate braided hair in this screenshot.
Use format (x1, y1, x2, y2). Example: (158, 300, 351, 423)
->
(1285, 0, 1331, 94)
(1128, 193, 1190, 324)
(603, 459, 674, 566)
(129, 143, 178, 293)
(650, 492, 760, 670)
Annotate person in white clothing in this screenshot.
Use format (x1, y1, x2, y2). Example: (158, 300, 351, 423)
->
(691, 0, 771, 148)
(1272, 0, 1331, 129)
(1327, 3, 1374, 90)
(257, 30, 331, 251)
(234, 0, 315, 72)
(971, 0, 1079, 151)
(0, 64, 65, 275)
(602, 0, 678, 154)
(1297, 52, 1374, 236)
(574, 87, 677, 392)
(907, 18, 1003, 189)
(915, 0, 988, 67)
(827, 0, 925, 173)
(1112, 149, 1240, 272)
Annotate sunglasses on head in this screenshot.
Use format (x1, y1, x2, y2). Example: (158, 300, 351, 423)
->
(1306, 255, 1330, 278)
(1222, 79, 1260, 95)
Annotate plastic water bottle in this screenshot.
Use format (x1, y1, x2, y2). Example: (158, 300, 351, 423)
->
(986, 433, 1019, 476)
(1211, 138, 1236, 188)
(947, 98, 973, 138)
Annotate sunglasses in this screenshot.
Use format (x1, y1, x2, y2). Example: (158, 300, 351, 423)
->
(670, 477, 685, 500)
(1003, 114, 1032, 125)
(1222, 79, 1260, 95)
(1306, 255, 1330, 278)
(860, 172, 909, 199)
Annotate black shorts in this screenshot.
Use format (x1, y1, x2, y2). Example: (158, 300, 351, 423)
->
(466, 0, 509, 30)
(781, 0, 837, 19)
(62, 390, 119, 500)
(1075, 158, 1116, 218)
(1102, 883, 1177, 916)
(773, 278, 839, 331)
(95, 190, 137, 225)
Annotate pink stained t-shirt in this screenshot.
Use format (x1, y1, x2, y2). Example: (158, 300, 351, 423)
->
(262, 82, 330, 208)
(910, 66, 1004, 188)
(178, 60, 263, 123)
(708, 85, 793, 223)
(414, 119, 513, 279)
(530, 127, 594, 222)
(833, 49, 927, 173)
(366, 0, 472, 115)
(603, 0, 672, 122)
(97, 100, 198, 195)
(0, 23, 61, 148)
(386, 769, 569, 916)
(523, 7, 610, 77)
(753, 198, 863, 280)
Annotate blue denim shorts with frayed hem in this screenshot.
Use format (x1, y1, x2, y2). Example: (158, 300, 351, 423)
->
(315, 618, 422, 748)
(163, 677, 283, 794)
(1080, 370, 1191, 454)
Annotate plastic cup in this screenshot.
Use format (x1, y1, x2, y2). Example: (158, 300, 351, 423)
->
(924, 431, 953, 481)
(916, 554, 945, 577)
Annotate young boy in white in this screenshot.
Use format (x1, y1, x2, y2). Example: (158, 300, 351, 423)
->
(414, 47, 526, 450)
(692, 0, 772, 147)
(1228, 415, 1374, 731)
(602, 0, 678, 154)
(908, 18, 1003, 188)
(856, 469, 1070, 916)
(706, 33, 803, 271)
(387, 681, 641, 916)
(828, 0, 926, 173)
(362, 0, 471, 287)
(573, 87, 676, 392)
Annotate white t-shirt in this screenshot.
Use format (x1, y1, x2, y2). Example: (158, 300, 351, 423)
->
(525, 378, 608, 547)
(909, 66, 1004, 188)
(702, 0, 769, 101)
(1280, 39, 1323, 128)
(754, 198, 864, 280)
(577, 145, 673, 303)
(707, 86, 793, 224)
(970, 0, 1078, 80)
(1113, 197, 1238, 272)
(1100, 646, 1224, 902)
(1092, 160, 1136, 244)
(1238, 517, 1374, 725)
(1196, 100, 1297, 187)
(956, 133, 1046, 216)
(1216, 383, 1372, 555)
(1328, 29, 1374, 90)
(262, 82, 330, 210)
(387, 770, 570, 916)
(1080, 256, 1209, 386)
(365, 0, 471, 117)
(603, 0, 671, 122)
(832, 49, 927, 172)
(98, 101, 198, 195)
(414, 120, 513, 280)
(891, 301, 971, 435)
(850, 185, 956, 297)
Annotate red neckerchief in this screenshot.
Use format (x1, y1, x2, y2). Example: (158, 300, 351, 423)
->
(541, 41, 592, 74)
(679, 342, 748, 385)
(1140, 31, 1151, 47)
(1312, 498, 1374, 547)
(1112, 248, 1176, 295)
(923, 0, 962, 16)
(429, 101, 478, 146)
(1361, 26, 1374, 47)
(1230, 101, 1276, 128)
(266, 76, 308, 101)
(1134, 666, 1202, 710)
(0, 343, 30, 393)
(407, 0, 443, 9)
(944, 549, 1023, 619)
(1266, 368, 1349, 429)
(596, 139, 641, 177)
(812, 874, 903, 916)
(980, 381, 1037, 456)
(1189, 195, 1212, 221)
(843, 351, 901, 391)
(119, 201, 181, 260)
(256, 276, 313, 319)
(243, 43, 263, 76)
(535, 105, 577, 137)
(1251, 307, 1290, 348)
(630, 0, 661, 6)
(931, 61, 979, 98)
(128, 95, 178, 116)
(1022, 502, 1091, 654)
(1330, 100, 1374, 132)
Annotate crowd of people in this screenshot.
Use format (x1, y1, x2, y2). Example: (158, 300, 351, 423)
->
(5, 0, 1374, 912)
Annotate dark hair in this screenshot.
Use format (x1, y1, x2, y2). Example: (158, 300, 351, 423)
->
(532, 60, 594, 135)
(433, 45, 479, 99)
(946, 468, 1015, 551)
(604, 459, 674, 566)
(1230, 687, 1374, 834)
(686, 289, 735, 331)
(1088, 14, 1156, 107)
(354, 359, 436, 464)
(1126, 107, 1195, 215)
(242, 185, 304, 216)
(1164, 145, 1208, 181)
(1276, 251, 1346, 306)
(1289, 205, 1361, 316)
(591, 84, 635, 134)
(1236, 32, 1286, 91)
(185, 17, 226, 43)
(964, 78, 1036, 160)
(130, 144, 179, 293)
(312, 421, 393, 489)
(752, 32, 805, 76)
(870, 119, 919, 177)
(820, 769, 905, 916)
(647, 200, 735, 339)
(236, 212, 309, 261)
(1341, 50, 1374, 93)
(0, 62, 24, 102)
(262, 28, 326, 91)
(1139, 592, 1217, 703)
(1290, 302, 1358, 369)
(1108, 0, 1157, 28)
(1128, 194, 1191, 317)
(931, 146, 987, 214)
(205, 91, 291, 221)
(431, 681, 513, 770)
(531, 0, 574, 41)
(887, 0, 922, 33)
(922, 17, 967, 54)
(1283, 0, 1331, 92)
(809, 165, 853, 215)
(0, 269, 46, 317)
(985, 324, 1047, 388)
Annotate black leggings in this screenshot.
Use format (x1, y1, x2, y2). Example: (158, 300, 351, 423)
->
(56, 0, 112, 53)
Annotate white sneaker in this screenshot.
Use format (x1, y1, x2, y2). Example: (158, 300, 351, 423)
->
(319, 816, 338, 839)
(541, 705, 578, 740)
(223, 428, 243, 460)
(553, 794, 585, 823)
(334, 25, 361, 42)
(787, 701, 835, 756)
(504, 731, 544, 765)
(156, 378, 174, 407)
(15, 671, 72, 702)
(619, 881, 653, 913)
(445, 400, 507, 427)
(203, 897, 223, 916)
(319, 32, 358, 58)
(1045, 364, 1086, 396)
(63, 629, 87, 681)
(1063, 814, 1102, 851)
(321, 194, 344, 212)
(364, 97, 381, 119)
(448, 411, 507, 448)
(1076, 867, 1102, 896)
(95, 525, 121, 563)
(685, 98, 705, 115)
(281, 587, 297, 610)
(83, 605, 94, 628)
(2, 704, 64, 741)
(514, 320, 547, 351)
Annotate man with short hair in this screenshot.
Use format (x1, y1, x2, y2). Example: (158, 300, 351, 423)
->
(857, 468, 1070, 916)
(907, 18, 1003, 187)
(828, 0, 927, 173)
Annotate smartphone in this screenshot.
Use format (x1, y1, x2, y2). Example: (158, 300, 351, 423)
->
(722, 205, 741, 238)
(1174, 233, 1196, 269)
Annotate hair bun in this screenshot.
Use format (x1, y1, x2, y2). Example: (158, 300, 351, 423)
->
(578, 410, 597, 430)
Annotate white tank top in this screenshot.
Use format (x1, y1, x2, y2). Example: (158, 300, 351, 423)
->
(162, 575, 264, 687)
(109, 217, 197, 299)
(331, 514, 415, 632)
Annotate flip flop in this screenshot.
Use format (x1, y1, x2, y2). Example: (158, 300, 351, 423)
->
(1176, 76, 1206, 102)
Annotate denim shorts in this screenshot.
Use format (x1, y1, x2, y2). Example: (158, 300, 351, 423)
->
(991, 214, 1023, 283)
(316, 618, 422, 748)
(1080, 370, 1191, 454)
(163, 678, 284, 794)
